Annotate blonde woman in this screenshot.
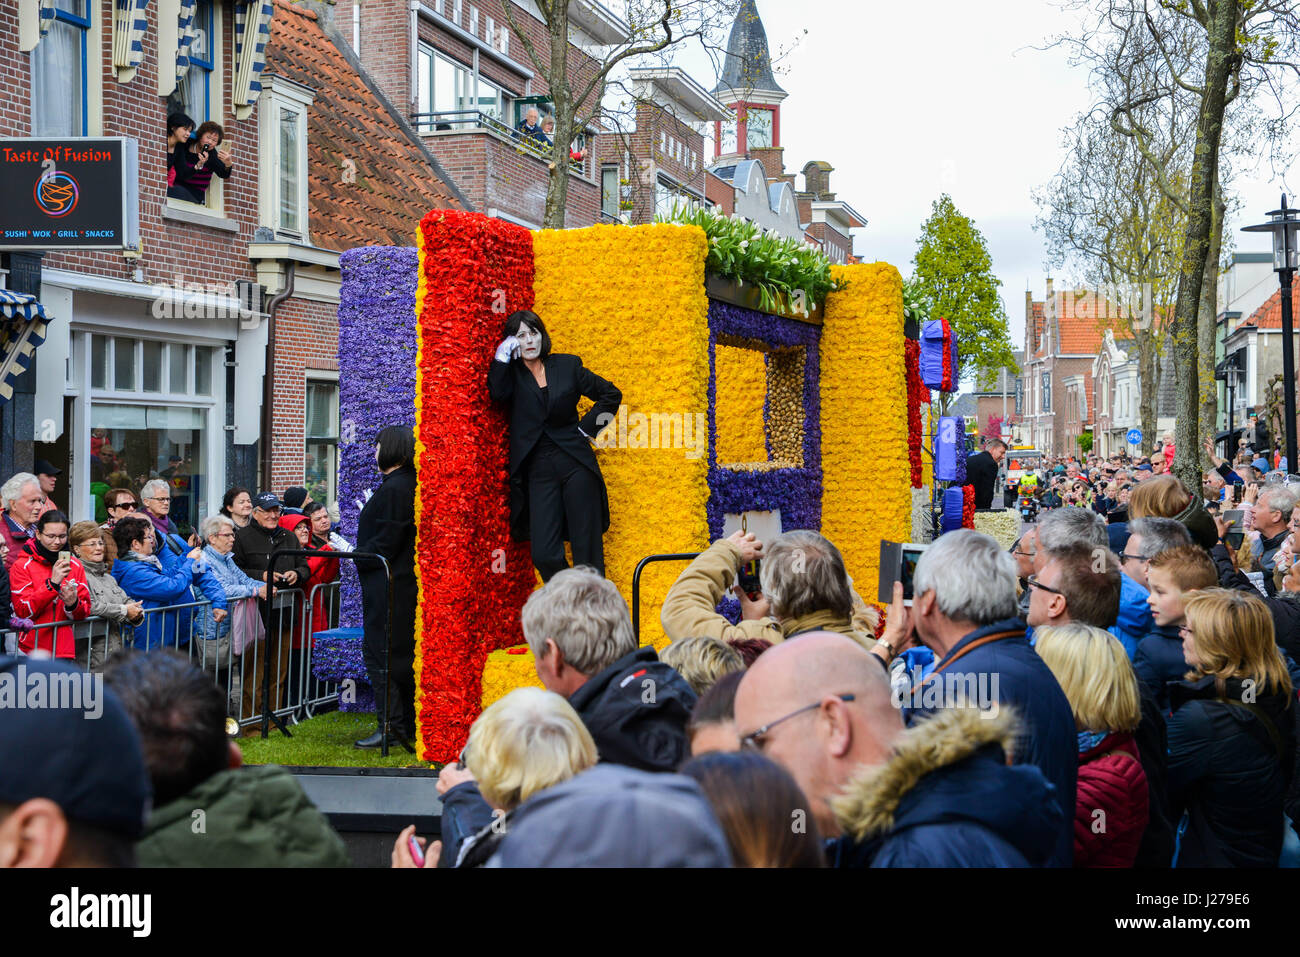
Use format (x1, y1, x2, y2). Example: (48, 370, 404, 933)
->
(1035, 625, 1149, 868)
(392, 687, 597, 868)
(660, 636, 744, 696)
(1169, 588, 1295, 867)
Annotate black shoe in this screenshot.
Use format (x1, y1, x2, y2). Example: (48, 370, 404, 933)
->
(353, 729, 410, 750)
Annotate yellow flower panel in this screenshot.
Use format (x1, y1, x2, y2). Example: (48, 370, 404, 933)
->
(531, 223, 712, 653)
(714, 343, 768, 466)
(482, 646, 545, 709)
(820, 263, 910, 605)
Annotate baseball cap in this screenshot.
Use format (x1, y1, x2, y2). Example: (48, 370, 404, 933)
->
(34, 458, 61, 476)
(1137, 464, 1153, 472)
(0, 656, 152, 839)
(253, 492, 282, 511)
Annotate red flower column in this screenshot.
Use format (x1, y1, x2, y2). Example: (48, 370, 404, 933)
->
(413, 210, 537, 762)
(905, 339, 930, 489)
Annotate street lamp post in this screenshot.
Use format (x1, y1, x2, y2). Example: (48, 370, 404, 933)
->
(1244, 194, 1300, 470)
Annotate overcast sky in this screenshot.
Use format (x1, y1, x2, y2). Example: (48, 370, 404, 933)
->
(659, 0, 1296, 350)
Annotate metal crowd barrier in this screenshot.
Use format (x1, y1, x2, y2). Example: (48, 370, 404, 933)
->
(4, 584, 344, 729)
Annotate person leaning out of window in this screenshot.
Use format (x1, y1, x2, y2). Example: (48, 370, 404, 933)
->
(168, 120, 233, 204)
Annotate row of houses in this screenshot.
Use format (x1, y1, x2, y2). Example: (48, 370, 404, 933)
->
(1, 0, 867, 532)
(971, 255, 1297, 460)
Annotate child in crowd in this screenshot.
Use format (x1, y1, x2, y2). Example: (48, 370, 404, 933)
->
(1134, 545, 1218, 710)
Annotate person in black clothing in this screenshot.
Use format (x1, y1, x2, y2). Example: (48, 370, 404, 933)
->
(353, 425, 418, 749)
(965, 439, 1005, 510)
(488, 310, 621, 581)
(1168, 589, 1297, 867)
(524, 566, 696, 772)
(232, 492, 311, 719)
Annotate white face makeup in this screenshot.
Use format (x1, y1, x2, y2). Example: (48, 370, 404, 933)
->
(517, 324, 543, 360)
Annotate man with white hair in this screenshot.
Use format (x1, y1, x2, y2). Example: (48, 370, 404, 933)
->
(872, 529, 1076, 867)
(1, 472, 45, 570)
(1238, 483, 1299, 595)
(524, 566, 696, 773)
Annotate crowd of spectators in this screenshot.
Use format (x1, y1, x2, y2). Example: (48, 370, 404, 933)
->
(6, 429, 1300, 868)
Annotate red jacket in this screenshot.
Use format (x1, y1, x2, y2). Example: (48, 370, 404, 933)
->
(277, 516, 339, 648)
(9, 541, 92, 658)
(1073, 732, 1149, 868)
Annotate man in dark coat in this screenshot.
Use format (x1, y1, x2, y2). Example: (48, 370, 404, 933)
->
(965, 439, 1006, 510)
(874, 529, 1077, 866)
(733, 631, 1063, 867)
(232, 492, 312, 719)
(354, 426, 418, 749)
(523, 567, 695, 771)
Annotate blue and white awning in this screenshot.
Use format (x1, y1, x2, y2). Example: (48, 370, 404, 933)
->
(0, 290, 49, 406)
(233, 0, 275, 119)
(176, 0, 198, 85)
(113, 0, 151, 75)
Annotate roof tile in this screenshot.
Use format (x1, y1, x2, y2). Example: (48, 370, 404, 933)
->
(265, 0, 461, 252)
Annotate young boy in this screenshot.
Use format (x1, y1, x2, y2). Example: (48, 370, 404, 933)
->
(1135, 545, 1219, 711)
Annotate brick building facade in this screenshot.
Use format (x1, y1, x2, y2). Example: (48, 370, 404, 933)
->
(2, 0, 459, 529)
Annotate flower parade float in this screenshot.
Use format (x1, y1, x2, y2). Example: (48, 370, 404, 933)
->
(337, 209, 914, 763)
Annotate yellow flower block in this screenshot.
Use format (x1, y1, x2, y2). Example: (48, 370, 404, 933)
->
(820, 263, 910, 599)
(482, 646, 544, 708)
(531, 223, 712, 652)
(714, 343, 768, 464)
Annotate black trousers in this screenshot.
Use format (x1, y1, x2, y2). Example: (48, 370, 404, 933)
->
(359, 571, 416, 737)
(526, 439, 605, 581)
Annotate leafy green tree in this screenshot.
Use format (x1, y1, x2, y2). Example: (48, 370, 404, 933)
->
(911, 195, 1017, 411)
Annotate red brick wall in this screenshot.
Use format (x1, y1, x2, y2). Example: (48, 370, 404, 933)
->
(705, 170, 733, 214)
(3, 2, 335, 496)
(427, 129, 598, 227)
(1, 1, 260, 289)
(357, 0, 412, 113)
(598, 101, 706, 225)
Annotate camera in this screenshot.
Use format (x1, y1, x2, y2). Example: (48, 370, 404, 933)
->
(737, 558, 762, 600)
(878, 541, 927, 606)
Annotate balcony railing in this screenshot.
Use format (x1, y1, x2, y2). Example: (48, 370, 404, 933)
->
(412, 109, 588, 176)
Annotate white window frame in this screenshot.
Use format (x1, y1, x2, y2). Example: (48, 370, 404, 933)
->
(30, 0, 103, 138)
(258, 75, 315, 242)
(304, 372, 340, 508)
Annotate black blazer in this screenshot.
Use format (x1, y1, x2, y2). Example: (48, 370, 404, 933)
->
(488, 352, 621, 542)
(965, 450, 999, 509)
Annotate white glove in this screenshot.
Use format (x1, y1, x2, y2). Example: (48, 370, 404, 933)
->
(495, 336, 521, 362)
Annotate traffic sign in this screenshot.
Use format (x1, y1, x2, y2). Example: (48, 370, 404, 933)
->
(1126, 428, 1142, 445)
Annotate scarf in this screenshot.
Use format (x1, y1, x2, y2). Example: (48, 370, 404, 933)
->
(123, 549, 164, 572)
(30, 538, 60, 564)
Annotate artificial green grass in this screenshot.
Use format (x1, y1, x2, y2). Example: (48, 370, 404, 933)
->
(237, 710, 435, 769)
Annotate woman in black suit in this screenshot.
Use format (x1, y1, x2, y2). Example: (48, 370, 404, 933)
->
(353, 425, 417, 749)
(488, 310, 621, 580)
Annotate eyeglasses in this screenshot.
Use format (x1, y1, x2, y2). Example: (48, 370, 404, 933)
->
(213, 531, 235, 539)
(109, 501, 138, 510)
(1025, 574, 1064, 596)
(739, 694, 856, 751)
(38, 531, 68, 542)
(1012, 548, 1036, 558)
(1119, 552, 1148, 563)
(146, 496, 170, 502)
(79, 540, 105, 548)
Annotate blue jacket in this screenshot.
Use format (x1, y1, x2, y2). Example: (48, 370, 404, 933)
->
(1133, 623, 1186, 712)
(112, 544, 226, 651)
(903, 617, 1076, 867)
(437, 781, 499, 869)
(193, 544, 263, 642)
(830, 707, 1065, 867)
(1111, 571, 1153, 660)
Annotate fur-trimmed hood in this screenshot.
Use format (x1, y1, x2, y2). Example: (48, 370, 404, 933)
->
(831, 706, 1063, 866)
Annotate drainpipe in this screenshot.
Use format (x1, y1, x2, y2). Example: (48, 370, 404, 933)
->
(260, 261, 296, 492)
